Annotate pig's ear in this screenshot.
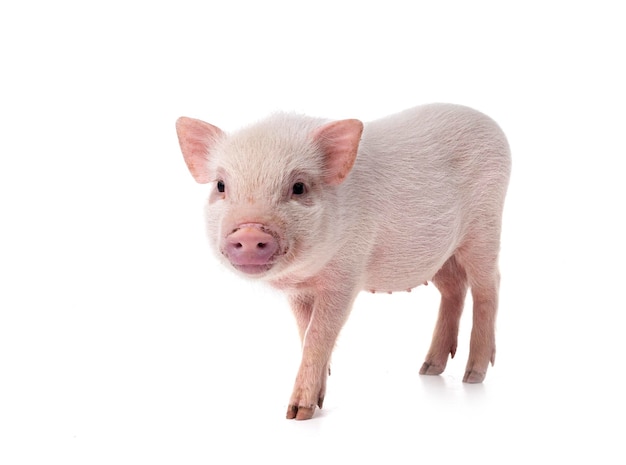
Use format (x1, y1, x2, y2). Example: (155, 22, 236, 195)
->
(312, 119, 364, 185)
(176, 117, 224, 184)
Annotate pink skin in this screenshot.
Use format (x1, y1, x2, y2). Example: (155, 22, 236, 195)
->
(176, 104, 511, 420)
(224, 224, 279, 275)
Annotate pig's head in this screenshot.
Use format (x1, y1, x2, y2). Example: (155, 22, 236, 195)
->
(176, 113, 363, 281)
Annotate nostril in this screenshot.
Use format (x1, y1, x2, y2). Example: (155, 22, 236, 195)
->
(232, 242, 267, 249)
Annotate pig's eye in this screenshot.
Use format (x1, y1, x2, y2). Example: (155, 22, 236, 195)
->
(292, 182, 306, 195)
(216, 180, 225, 193)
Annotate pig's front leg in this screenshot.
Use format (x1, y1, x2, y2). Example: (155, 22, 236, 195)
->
(286, 288, 355, 420)
(288, 293, 315, 345)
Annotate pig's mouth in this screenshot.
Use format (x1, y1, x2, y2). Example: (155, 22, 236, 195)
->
(231, 263, 276, 275)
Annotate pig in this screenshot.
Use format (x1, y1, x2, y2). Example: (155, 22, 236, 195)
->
(175, 103, 511, 420)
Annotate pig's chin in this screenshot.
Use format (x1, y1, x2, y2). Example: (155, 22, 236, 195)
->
(231, 263, 275, 276)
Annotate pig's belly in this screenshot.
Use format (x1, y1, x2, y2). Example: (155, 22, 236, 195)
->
(362, 233, 457, 293)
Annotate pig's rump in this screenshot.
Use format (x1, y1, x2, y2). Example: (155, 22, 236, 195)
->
(340, 104, 510, 293)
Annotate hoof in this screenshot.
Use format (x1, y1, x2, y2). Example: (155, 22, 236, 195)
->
(286, 404, 316, 420)
(462, 370, 486, 383)
(419, 362, 445, 376)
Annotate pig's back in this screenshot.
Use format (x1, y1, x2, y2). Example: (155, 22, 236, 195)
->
(344, 103, 511, 292)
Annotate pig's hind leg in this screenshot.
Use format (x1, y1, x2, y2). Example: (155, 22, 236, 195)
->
(456, 234, 501, 383)
(420, 255, 468, 376)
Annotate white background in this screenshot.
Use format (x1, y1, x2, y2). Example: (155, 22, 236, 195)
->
(1, 1, 625, 463)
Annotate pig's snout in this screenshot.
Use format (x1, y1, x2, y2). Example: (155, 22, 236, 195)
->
(224, 224, 279, 275)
